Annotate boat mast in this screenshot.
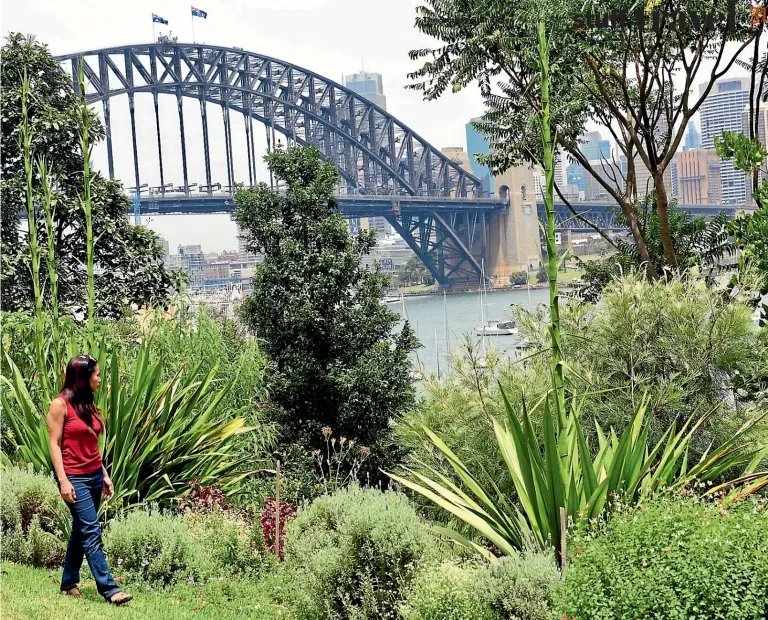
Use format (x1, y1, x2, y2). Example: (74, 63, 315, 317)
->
(443, 289, 449, 356)
(480, 259, 486, 357)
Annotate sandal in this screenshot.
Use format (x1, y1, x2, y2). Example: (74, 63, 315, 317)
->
(108, 592, 133, 605)
(63, 587, 82, 597)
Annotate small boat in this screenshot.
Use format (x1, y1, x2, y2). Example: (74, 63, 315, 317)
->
(382, 296, 401, 304)
(475, 319, 518, 336)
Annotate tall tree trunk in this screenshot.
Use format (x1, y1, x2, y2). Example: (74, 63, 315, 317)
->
(654, 170, 677, 268)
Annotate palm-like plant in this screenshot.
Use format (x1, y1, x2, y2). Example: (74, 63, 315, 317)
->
(389, 391, 768, 562)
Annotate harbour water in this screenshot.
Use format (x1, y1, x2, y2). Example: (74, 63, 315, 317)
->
(391, 287, 551, 376)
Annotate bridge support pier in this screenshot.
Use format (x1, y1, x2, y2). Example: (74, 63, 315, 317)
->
(486, 165, 542, 286)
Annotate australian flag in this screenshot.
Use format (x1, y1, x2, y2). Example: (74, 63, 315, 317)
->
(191, 6, 207, 18)
(152, 13, 169, 24)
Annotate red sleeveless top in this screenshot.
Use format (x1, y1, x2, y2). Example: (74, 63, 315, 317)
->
(60, 395, 103, 475)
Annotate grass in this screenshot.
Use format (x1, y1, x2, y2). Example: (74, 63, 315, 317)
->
(1, 563, 287, 619)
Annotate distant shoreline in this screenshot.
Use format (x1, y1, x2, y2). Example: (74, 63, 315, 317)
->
(388, 282, 577, 298)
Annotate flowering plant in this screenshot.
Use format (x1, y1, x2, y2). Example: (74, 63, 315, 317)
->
(313, 427, 371, 492)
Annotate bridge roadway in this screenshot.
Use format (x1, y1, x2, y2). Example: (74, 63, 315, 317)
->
(130, 192, 744, 232)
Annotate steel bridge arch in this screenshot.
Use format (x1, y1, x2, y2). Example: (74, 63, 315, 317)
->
(55, 43, 483, 199)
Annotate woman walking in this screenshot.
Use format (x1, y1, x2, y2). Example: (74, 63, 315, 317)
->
(46, 354, 132, 605)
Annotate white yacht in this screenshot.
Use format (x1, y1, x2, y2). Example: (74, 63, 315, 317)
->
(475, 319, 518, 336)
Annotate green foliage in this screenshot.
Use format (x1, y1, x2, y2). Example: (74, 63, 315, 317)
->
(509, 271, 528, 286)
(235, 146, 419, 473)
(399, 275, 768, 532)
(0, 33, 182, 318)
(557, 496, 768, 619)
(104, 508, 266, 587)
(401, 562, 497, 620)
(285, 486, 430, 619)
(391, 386, 767, 561)
(477, 551, 561, 620)
(394, 254, 435, 287)
(578, 195, 732, 301)
(0, 465, 66, 568)
(2, 338, 254, 514)
(535, 267, 548, 284)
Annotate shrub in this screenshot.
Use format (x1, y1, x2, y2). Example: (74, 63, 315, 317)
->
(285, 486, 430, 619)
(185, 510, 266, 578)
(557, 496, 768, 619)
(401, 562, 497, 620)
(103, 509, 196, 586)
(0, 465, 66, 568)
(477, 550, 561, 620)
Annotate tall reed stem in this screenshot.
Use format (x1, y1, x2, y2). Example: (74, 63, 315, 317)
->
(38, 159, 60, 374)
(77, 59, 96, 345)
(537, 18, 565, 423)
(20, 69, 50, 395)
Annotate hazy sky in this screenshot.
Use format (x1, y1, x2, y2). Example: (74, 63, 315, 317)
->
(2, 1, 755, 251)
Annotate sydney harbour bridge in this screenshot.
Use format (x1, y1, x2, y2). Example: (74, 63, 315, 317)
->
(54, 42, 741, 288)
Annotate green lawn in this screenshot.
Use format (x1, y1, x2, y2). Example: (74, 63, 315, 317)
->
(1, 563, 287, 620)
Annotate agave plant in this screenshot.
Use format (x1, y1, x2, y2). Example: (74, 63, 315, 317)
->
(389, 391, 768, 562)
(1, 339, 256, 515)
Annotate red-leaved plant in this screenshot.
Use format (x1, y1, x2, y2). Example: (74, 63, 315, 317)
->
(179, 480, 254, 524)
(260, 498, 297, 560)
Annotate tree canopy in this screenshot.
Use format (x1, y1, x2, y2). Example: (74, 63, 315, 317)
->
(409, 0, 762, 276)
(234, 146, 420, 470)
(1, 33, 182, 318)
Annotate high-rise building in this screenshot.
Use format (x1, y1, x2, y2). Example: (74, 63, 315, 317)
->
(742, 103, 768, 206)
(700, 77, 751, 204)
(581, 131, 611, 162)
(178, 244, 205, 290)
(683, 120, 701, 151)
(583, 159, 625, 200)
(343, 72, 387, 109)
(565, 132, 612, 197)
(465, 119, 495, 197)
(677, 148, 722, 205)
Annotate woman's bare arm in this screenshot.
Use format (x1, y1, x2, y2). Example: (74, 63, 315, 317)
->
(47, 398, 76, 502)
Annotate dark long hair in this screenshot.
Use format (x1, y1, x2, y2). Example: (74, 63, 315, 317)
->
(61, 354, 103, 434)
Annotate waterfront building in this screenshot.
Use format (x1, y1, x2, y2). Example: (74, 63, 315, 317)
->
(683, 120, 701, 151)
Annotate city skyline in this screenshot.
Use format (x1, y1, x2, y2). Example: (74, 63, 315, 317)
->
(2, 0, 756, 251)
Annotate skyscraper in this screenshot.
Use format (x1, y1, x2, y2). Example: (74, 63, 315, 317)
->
(465, 119, 494, 196)
(343, 72, 387, 109)
(344, 71, 390, 235)
(700, 77, 751, 204)
(683, 120, 701, 151)
(580, 131, 611, 162)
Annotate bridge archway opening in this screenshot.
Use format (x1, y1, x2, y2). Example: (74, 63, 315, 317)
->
(498, 184, 510, 203)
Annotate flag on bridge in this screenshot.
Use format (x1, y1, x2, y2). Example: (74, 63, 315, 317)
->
(191, 6, 207, 18)
(152, 13, 169, 24)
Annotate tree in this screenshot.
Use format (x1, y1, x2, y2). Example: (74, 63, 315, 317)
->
(509, 270, 528, 286)
(234, 146, 420, 470)
(578, 194, 732, 300)
(409, 0, 760, 276)
(0, 33, 182, 318)
(536, 267, 548, 284)
(394, 253, 435, 287)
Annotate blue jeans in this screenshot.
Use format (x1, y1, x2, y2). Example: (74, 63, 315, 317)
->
(59, 469, 121, 599)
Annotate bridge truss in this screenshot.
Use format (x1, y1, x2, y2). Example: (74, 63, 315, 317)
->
(56, 43, 494, 288)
